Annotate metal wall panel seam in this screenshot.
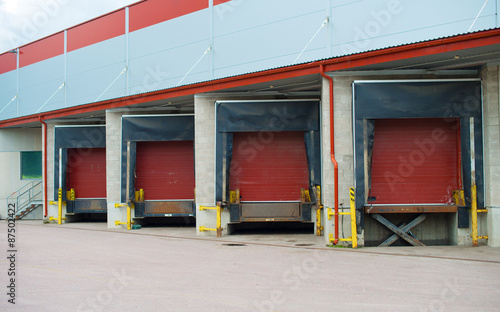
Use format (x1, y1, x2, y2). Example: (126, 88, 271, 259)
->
(64, 30, 67, 108)
(497, 0, 500, 27)
(126, 7, 130, 96)
(325, 0, 332, 58)
(209, 0, 214, 79)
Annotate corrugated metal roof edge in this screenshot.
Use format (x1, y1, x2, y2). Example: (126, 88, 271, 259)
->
(1, 27, 500, 128)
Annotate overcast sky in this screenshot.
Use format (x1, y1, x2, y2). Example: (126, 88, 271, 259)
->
(0, 0, 138, 53)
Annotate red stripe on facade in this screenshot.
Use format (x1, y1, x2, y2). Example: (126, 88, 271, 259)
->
(19, 33, 64, 68)
(129, 0, 208, 32)
(0, 52, 16, 75)
(1, 28, 499, 128)
(67, 10, 126, 52)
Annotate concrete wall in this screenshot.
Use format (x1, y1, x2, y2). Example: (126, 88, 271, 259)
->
(45, 123, 65, 221)
(0, 128, 42, 219)
(194, 94, 231, 235)
(481, 65, 500, 247)
(106, 110, 127, 229)
(321, 76, 358, 246)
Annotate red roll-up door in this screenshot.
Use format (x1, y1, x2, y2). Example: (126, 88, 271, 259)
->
(135, 141, 195, 200)
(370, 118, 460, 204)
(229, 131, 309, 202)
(67, 148, 106, 198)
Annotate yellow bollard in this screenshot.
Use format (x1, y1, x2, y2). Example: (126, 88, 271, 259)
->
(328, 188, 357, 247)
(199, 204, 223, 237)
(470, 185, 487, 245)
(48, 188, 66, 224)
(57, 188, 63, 225)
(127, 202, 135, 230)
(114, 202, 134, 230)
(315, 186, 323, 236)
(216, 204, 222, 238)
(316, 208, 322, 236)
(349, 187, 357, 248)
(471, 185, 478, 247)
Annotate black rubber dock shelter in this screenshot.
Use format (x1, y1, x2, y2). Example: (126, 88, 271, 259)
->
(353, 80, 484, 246)
(121, 115, 195, 219)
(215, 100, 321, 224)
(54, 125, 107, 215)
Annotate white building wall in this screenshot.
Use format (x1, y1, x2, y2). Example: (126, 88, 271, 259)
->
(0, 128, 42, 219)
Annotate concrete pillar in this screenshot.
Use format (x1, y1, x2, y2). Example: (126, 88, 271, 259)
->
(45, 123, 64, 221)
(481, 65, 500, 247)
(321, 76, 360, 246)
(106, 110, 127, 228)
(194, 94, 228, 235)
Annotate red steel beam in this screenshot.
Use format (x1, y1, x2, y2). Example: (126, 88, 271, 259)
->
(1, 28, 500, 128)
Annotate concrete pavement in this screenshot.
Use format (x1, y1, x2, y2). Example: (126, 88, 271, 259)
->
(1, 220, 499, 311)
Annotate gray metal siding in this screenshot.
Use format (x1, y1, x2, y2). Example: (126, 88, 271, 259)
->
(0, 71, 17, 120)
(66, 35, 127, 107)
(129, 9, 211, 91)
(0, 0, 498, 120)
(331, 0, 498, 56)
(18, 55, 65, 115)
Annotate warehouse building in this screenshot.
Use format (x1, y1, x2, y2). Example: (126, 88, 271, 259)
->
(1, 0, 499, 247)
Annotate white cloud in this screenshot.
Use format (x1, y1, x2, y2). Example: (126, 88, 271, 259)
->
(0, 0, 138, 53)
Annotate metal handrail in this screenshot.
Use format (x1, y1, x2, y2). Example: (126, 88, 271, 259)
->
(6, 181, 43, 215)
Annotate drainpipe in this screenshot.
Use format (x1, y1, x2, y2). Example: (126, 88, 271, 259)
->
(319, 64, 339, 245)
(39, 116, 48, 217)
